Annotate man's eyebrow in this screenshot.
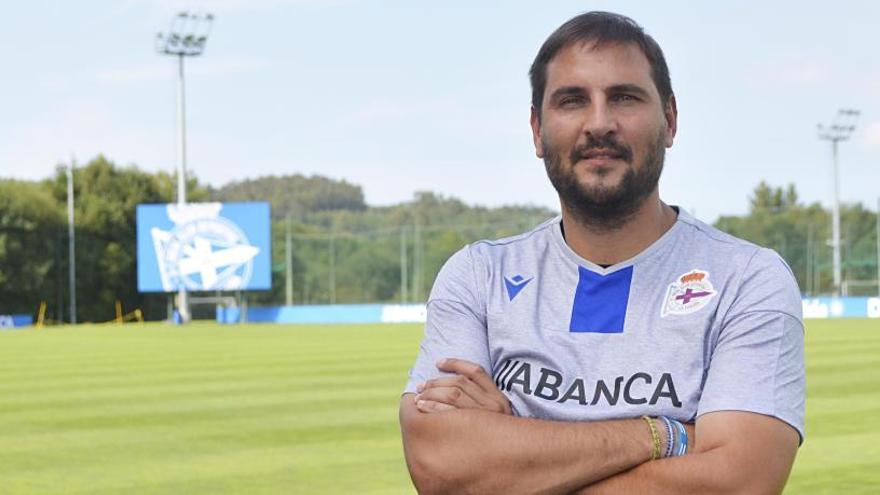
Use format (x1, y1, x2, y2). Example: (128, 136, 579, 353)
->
(608, 84, 651, 98)
(548, 86, 587, 101)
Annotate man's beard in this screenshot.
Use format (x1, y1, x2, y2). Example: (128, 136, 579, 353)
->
(543, 131, 666, 233)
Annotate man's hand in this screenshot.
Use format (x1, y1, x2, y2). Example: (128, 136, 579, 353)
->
(414, 358, 512, 415)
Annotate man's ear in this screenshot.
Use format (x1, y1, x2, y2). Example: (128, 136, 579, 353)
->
(530, 105, 544, 158)
(664, 95, 678, 148)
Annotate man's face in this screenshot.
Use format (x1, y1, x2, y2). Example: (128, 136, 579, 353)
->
(530, 41, 677, 228)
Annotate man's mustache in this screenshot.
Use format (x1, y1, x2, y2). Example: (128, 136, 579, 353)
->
(570, 136, 633, 164)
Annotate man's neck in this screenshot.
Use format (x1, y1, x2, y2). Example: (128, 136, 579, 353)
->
(560, 192, 677, 266)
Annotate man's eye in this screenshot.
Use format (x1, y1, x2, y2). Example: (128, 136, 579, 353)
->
(560, 97, 585, 107)
(612, 94, 637, 103)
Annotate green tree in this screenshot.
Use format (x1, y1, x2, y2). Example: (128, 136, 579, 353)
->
(0, 180, 65, 316)
(212, 174, 367, 221)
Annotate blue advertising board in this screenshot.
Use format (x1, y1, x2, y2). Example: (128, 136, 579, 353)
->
(136, 202, 271, 292)
(0, 314, 33, 329)
(216, 304, 428, 324)
(802, 297, 880, 319)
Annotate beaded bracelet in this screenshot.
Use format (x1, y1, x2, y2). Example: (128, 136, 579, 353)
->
(641, 415, 661, 460)
(659, 416, 674, 458)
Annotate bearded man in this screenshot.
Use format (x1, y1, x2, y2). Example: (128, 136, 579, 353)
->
(399, 11, 804, 495)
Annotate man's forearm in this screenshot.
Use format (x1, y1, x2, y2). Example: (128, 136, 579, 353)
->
(576, 449, 734, 495)
(400, 394, 656, 495)
(578, 438, 794, 495)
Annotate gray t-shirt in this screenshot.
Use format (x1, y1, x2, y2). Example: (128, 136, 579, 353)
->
(404, 209, 805, 441)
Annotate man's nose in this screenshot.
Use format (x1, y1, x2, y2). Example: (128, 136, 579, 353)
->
(581, 102, 617, 138)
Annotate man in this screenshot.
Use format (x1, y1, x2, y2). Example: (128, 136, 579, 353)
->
(399, 11, 804, 495)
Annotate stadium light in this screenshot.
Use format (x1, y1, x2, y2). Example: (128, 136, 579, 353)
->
(818, 108, 859, 297)
(155, 11, 214, 323)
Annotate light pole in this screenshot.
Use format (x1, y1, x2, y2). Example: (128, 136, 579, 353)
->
(818, 108, 859, 297)
(156, 12, 214, 323)
(67, 158, 76, 324)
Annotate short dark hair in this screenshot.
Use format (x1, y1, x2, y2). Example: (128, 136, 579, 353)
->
(529, 11, 673, 117)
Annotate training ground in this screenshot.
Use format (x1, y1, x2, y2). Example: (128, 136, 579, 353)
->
(0, 320, 877, 494)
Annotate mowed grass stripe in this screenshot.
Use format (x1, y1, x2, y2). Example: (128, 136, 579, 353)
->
(6, 436, 408, 495)
(0, 368, 407, 417)
(0, 402, 400, 467)
(0, 332, 417, 379)
(0, 352, 412, 380)
(0, 357, 410, 398)
(0, 340, 419, 371)
(0, 382, 403, 436)
(1, 391, 402, 453)
(0, 322, 417, 355)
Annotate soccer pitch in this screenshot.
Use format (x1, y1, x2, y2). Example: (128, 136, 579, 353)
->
(0, 320, 877, 494)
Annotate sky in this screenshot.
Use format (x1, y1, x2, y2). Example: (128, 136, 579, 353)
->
(1, 0, 878, 223)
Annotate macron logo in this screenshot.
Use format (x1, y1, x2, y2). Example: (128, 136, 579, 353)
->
(504, 275, 533, 301)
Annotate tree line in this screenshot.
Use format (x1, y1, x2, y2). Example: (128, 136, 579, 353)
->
(1, 156, 877, 322)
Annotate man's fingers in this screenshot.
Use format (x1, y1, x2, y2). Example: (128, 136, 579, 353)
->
(416, 386, 480, 409)
(420, 375, 489, 407)
(436, 358, 498, 393)
(432, 358, 514, 415)
(416, 398, 456, 413)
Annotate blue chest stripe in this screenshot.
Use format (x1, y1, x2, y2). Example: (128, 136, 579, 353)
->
(569, 266, 633, 333)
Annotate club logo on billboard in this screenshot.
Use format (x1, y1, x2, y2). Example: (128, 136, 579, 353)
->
(151, 203, 260, 291)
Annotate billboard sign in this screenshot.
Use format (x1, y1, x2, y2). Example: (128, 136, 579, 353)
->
(0, 314, 33, 328)
(137, 202, 271, 292)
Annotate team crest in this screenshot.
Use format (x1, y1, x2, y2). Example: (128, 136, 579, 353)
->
(661, 270, 716, 317)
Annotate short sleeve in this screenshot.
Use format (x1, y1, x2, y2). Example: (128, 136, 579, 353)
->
(697, 248, 806, 443)
(402, 245, 492, 395)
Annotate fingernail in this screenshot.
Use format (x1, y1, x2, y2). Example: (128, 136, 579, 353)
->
(436, 359, 446, 367)
(416, 383, 425, 393)
(416, 400, 425, 408)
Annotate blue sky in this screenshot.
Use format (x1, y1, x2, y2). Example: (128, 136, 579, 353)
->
(1, 0, 878, 223)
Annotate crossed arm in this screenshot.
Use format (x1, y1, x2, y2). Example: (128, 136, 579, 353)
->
(399, 359, 799, 495)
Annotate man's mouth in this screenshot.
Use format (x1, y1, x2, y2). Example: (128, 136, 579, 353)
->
(580, 148, 626, 161)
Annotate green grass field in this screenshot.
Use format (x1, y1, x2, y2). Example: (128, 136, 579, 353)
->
(0, 319, 877, 494)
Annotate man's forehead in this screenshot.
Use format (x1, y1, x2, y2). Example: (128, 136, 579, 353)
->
(544, 40, 655, 92)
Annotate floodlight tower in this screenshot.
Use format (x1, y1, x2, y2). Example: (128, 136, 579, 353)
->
(818, 108, 859, 297)
(156, 12, 214, 323)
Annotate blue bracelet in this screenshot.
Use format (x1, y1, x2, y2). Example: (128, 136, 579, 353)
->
(674, 419, 688, 456)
